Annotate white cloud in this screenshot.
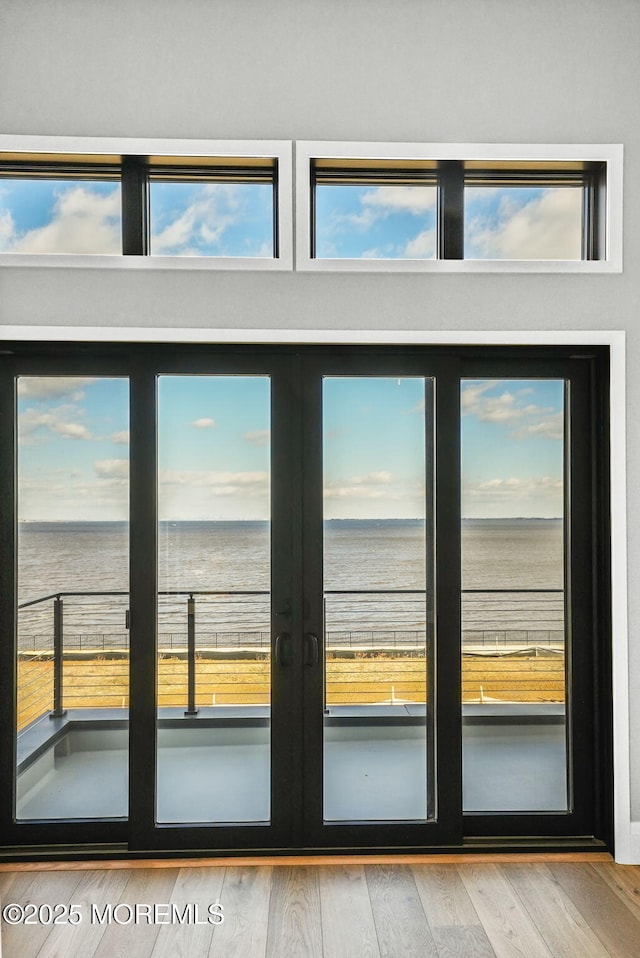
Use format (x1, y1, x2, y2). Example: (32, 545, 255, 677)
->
(7, 186, 121, 254)
(320, 185, 437, 246)
(461, 381, 561, 438)
(94, 459, 129, 479)
(401, 229, 436, 258)
(110, 430, 130, 444)
(0, 209, 16, 249)
(160, 469, 268, 493)
(191, 417, 217, 429)
(19, 405, 92, 442)
(55, 422, 92, 439)
(243, 429, 270, 446)
(462, 475, 563, 517)
(324, 471, 395, 499)
(466, 188, 583, 260)
(361, 186, 436, 215)
(151, 183, 244, 255)
(158, 468, 270, 519)
(18, 377, 96, 400)
(361, 244, 394, 258)
(18, 473, 129, 520)
(515, 414, 564, 441)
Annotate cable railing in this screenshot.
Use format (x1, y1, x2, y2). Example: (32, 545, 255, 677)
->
(16, 586, 565, 728)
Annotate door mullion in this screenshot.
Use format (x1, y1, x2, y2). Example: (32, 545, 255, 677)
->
(434, 359, 463, 842)
(300, 358, 325, 839)
(128, 363, 158, 850)
(271, 356, 305, 845)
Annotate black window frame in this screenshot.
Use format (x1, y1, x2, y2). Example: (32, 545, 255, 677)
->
(310, 158, 608, 262)
(0, 153, 281, 260)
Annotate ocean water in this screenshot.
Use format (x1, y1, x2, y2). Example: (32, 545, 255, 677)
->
(16, 519, 564, 649)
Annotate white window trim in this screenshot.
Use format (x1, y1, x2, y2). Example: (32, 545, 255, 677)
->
(0, 135, 293, 271)
(296, 141, 624, 273)
(0, 323, 629, 859)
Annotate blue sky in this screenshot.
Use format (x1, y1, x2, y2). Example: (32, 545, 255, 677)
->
(17, 375, 564, 521)
(149, 182, 273, 256)
(0, 179, 121, 253)
(1, 177, 582, 260)
(0, 178, 273, 256)
(464, 186, 582, 260)
(315, 183, 582, 260)
(315, 185, 437, 259)
(461, 379, 564, 518)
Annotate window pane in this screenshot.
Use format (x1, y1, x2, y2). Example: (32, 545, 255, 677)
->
(322, 377, 433, 822)
(461, 378, 567, 813)
(156, 376, 271, 824)
(149, 181, 274, 257)
(0, 179, 121, 253)
(315, 184, 437, 259)
(464, 186, 583, 259)
(16, 377, 129, 820)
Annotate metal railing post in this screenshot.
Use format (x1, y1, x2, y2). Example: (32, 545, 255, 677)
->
(185, 594, 198, 716)
(50, 596, 66, 718)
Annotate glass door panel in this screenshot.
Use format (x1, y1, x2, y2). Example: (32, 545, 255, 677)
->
(16, 376, 130, 820)
(460, 378, 568, 812)
(322, 376, 435, 822)
(156, 375, 271, 824)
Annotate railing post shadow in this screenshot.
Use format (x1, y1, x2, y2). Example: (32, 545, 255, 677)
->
(50, 595, 67, 718)
(185, 593, 198, 716)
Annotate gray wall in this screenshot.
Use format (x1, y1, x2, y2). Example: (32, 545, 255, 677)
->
(1, 0, 638, 813)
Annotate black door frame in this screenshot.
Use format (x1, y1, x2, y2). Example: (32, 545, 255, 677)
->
(0, 342, 612, 857)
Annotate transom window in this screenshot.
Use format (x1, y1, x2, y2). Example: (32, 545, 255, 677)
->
(0, 142, 291, 267)
(297, 143, 622, 272)
(0, 138, 622, 272)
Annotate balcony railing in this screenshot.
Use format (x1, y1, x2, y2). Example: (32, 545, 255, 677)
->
(16, 587, 565, 730)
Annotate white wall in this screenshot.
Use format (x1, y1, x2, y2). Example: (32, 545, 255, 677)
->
(1, 0, 638, 849)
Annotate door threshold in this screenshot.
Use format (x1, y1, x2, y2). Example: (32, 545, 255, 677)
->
(0, 840, 612, 869)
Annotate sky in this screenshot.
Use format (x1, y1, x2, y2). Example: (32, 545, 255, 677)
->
(16, 375, 564, 521)
(316, 183, 583, 260)
(0, 179, 273, 256)
(0, 177, 582, 259)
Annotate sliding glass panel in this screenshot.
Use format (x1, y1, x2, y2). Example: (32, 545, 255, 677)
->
(16, 377, 129, 820)
(464, 186, 583, 260)
(314, 184, 437, 259)
(0, 178, 121, 253)
(322, 377, 434, 821)
(149, 181, 274, 257)
(156, 376, 271, 823)
(461, 378, 567, 812)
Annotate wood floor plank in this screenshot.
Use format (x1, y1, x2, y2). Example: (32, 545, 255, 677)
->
(0, 869, 84, 958)
(149, 865, 225, 958)
(502, 863, 610, 958)
(431, 925, 497, 958)
(265, 865, 322, 958)
(90, 867, 180, 958)
(548, 863, 640, 958)
(365, 864, 437, 958)
(30, 868, 130, 958)
(591, 862, 640, 922)
(318, 865, 380, 958)
(411, 864, 480, 927)
(211, 865, 271, 958)
(458, 864, 554, 958)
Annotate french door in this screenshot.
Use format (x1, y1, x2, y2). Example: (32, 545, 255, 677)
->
(0, 344, 611, 856)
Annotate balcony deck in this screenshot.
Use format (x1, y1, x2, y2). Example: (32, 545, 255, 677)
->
(16, 704, 567, 822)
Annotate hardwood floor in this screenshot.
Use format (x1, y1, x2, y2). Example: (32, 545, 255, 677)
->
(1, 856, 638, 957)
